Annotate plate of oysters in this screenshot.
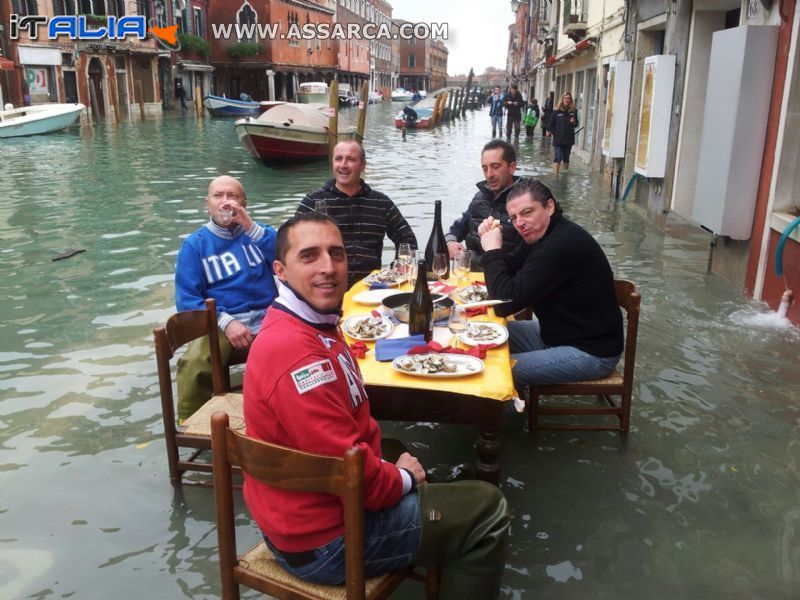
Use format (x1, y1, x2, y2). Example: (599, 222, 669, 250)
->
(391, 353, 484, 378)
(458, 284, 489, 303)
(457, 322, 508, 347)
(342, 315, 394, 341)
(363, 268, 407, 287)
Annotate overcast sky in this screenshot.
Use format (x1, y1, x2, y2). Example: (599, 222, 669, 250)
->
(388, 0, 513, 75)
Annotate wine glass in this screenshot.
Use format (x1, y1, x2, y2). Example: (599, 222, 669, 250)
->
(314, 199, 327, 215)
(217, 205, 234, 226)
(407, 251, 419, 288)
(432, 252, 448, 284)
(453, 250, 471, 287)
(448, 305, 468, 346)
(397, 243, 412, 275)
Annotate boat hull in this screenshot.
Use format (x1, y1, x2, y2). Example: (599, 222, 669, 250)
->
(203, 95, 260, 117)
(236, 120, 331, 161)
(297, 92, 329, 104)
(0, 103, 84, 138)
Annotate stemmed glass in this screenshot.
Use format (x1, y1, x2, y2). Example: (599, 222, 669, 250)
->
(453, 250, 471, 288)
(314, 199, 328, 215)
(407, 250, 419, 288)
(397, 243, 412, 276)
(432, 252, 448, 284)
(448, 305, 468, 346)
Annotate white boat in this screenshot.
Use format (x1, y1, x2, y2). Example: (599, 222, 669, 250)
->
(203, 94, 260, 117)
(391, 88, 413, 102)
(0, 102, 84, 139)
(338, 83, 358, 107)
(368, 90, 383, 104)
(296, 82, 329, 104)
(235, 102, 356, 162)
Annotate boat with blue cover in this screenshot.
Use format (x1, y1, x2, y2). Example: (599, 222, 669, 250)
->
(203, 94, 260, 117)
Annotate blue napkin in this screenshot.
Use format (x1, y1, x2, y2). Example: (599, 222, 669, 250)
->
(369, 282, 389, 290)
(375, 335, 426, 362)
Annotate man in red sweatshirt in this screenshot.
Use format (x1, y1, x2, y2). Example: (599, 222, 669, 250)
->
(243, 212, 509, 598)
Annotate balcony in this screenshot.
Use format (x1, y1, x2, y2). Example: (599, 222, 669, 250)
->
(562, 0, 588, 42)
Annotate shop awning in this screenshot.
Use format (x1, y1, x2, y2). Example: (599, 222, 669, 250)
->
(178, 60, 214, 72)
(0, 56, 15, 71)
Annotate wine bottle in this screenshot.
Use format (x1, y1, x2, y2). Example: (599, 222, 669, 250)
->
(408, 259, 434, 342)
(424, 200, 449, 279)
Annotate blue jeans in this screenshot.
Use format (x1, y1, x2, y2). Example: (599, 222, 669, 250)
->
(553, 145, 572, 164)
(508, 319, 620, 386)
(267, 492, 422, 585)
(490, 114, 503, 134)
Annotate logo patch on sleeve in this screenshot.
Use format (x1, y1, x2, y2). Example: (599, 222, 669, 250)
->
(291, 359, 338, 394)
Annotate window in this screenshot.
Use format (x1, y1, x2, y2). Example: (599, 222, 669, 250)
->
(79, 0, 91, 14)
(408, 54, 415, 68)
(193, 7, 203, 37)
(237, 2, 257, 43)
(53, 0, 76, 15)
(154, 0, 167, 28)
(287, 11, 299, 47)
(13, 0, 39, 15)
(137, 0, 152, 21)
(107, 0, 124, 16)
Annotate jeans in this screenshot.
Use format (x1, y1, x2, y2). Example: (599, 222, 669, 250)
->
(490, 114, 503, 135)
(508, 319, 620, 386)
(506, 116, 520, 138)
(268, 492, 422, 585)
(553, 144, 572, 164)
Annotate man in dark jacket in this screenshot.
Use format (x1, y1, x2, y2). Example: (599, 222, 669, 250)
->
(503, 84, 524, 140)
(445, 140, 522, 270)
(297, 140, 417, 287)
(478, 178, 623, 387)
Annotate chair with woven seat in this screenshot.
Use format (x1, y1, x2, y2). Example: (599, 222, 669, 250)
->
(153, 298, 246, 486)
(527, 279, 641, 433)
(211, 412, 437, 600)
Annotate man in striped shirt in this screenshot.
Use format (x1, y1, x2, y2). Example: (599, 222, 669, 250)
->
(297, 140, 417, 287)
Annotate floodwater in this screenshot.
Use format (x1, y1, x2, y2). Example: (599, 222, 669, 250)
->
(1, 101, 799, 599)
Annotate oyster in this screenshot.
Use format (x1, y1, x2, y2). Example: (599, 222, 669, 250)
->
(459, 285, 489, 303)
(365, 268, 405, 285)
(395, 353, 461, 375)
(466, 323, 502, 342)
(345, 316, 389, 339)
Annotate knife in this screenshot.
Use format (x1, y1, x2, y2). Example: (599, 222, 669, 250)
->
(460, 299, 513, 309)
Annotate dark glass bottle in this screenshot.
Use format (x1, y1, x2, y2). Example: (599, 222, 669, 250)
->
(408, 259, 434, 342)
(424, 200, 449, 279)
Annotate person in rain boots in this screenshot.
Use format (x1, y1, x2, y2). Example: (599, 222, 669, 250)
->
(487, 85, 505, 137)
(244, 213, 510, 599)
(547, 92, 579, 174)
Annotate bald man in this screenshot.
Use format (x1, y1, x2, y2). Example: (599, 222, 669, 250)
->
(174, 175, 278, 420)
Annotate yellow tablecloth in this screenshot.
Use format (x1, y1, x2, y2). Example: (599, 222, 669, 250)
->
(342, 274, 516, 402)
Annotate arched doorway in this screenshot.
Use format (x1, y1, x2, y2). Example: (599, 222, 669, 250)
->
(87, 57, 105, 117)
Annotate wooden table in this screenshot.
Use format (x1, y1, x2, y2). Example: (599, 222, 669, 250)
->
(342, 275, 517, 484)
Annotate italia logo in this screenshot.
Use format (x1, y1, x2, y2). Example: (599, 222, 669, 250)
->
(9, 14, 181, 51)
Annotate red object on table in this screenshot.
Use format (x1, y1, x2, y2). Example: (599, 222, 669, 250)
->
(407, 341, 498, 359)
(349, 341, 369, 359)
(466, 306, 488, 317)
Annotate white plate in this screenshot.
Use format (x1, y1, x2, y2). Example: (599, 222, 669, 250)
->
(391, 353, 484, 378)
(457, 322, 508, 347)
(342, 315, 394, 341)
(458, 285, 489, 303)
(363, 269, 407, 287)
(352, 289, 399, 306)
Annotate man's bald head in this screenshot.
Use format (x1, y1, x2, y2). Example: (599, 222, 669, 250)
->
(207, 175, 246, 204)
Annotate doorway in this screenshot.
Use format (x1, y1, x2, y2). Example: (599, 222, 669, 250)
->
(63, 70, 78, 103)
(87, 57, 105, 117)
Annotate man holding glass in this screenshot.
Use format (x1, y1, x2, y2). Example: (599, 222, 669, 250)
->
(173, 175, 278, 420)
(445, 140, 522, 271)
(296, 140, 417, 287)
(478, 178, 623, 387)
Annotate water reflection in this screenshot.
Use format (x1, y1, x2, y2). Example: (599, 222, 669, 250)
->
(1, 102, 800, 598)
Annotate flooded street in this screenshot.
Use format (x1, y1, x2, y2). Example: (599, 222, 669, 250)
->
(2, 102, 800, 599)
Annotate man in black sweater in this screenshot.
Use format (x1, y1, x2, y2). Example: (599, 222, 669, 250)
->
(479, 178, 623, 386)
(297, 140, 417, 287)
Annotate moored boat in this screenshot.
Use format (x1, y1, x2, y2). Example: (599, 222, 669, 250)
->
(235, 102, 355, 162)
(338, 84, 358, 107)
(296, 82, 329, 104)
(390, 87, 413, 102)
(203, 94, 260, 117)
(0, 102, 84, 139)
(394, 105, 435, 129)
(368, 90, 383, 104)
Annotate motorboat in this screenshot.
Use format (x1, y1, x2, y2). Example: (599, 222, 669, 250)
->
(368, 90, 383, 104)
(393, 90, 446, 129)
(203, 94, 260, 117)
(0, 102, 84, 139)
(338, 84, 358, 107)
(296, 82, 329, 104)
(235, 102, 356, 162)
(390, 87, 413, 102)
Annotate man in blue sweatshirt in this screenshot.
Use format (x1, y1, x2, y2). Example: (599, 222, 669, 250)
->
(174, 175, 278, 420)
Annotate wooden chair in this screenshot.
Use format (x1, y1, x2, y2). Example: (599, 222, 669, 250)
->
(527, 279, 641, 433)
(153, 298, 245, 486)
(211, 412, 436, 600)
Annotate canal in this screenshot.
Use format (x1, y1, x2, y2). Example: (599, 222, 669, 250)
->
(1, 102, 799, 599)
